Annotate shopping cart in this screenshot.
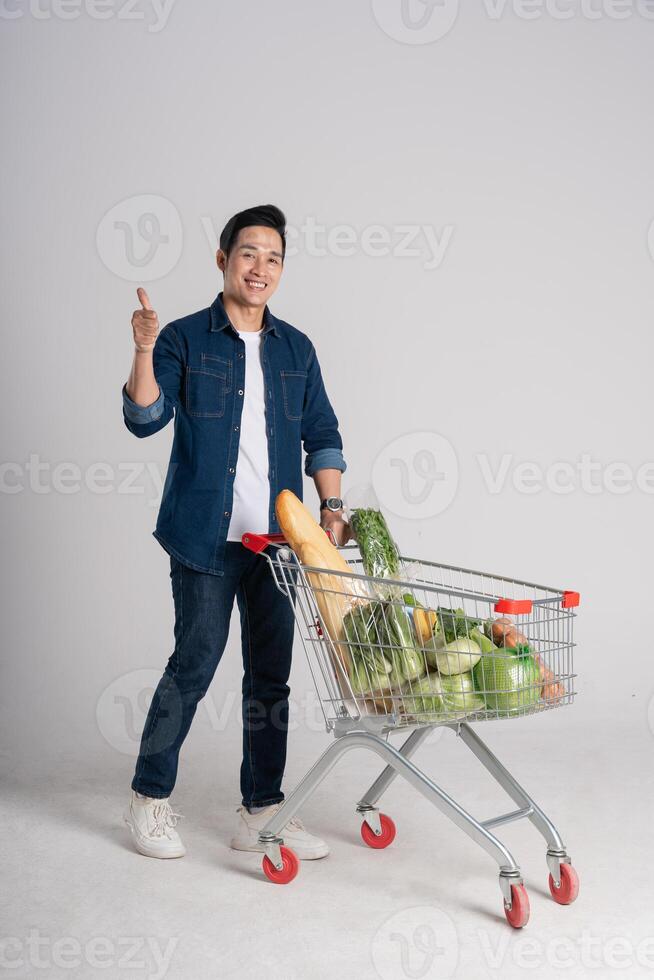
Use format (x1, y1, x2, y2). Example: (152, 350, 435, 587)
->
(242, 531, 580, 928)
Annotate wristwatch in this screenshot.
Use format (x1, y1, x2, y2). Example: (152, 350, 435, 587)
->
(320, 496, 344, 513)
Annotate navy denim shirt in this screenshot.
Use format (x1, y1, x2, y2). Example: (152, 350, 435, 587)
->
(122, 291, 346, 575)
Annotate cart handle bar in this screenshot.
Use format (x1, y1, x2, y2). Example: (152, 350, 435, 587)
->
(242, 528, 337, 555)
(241, 533, 580, 610)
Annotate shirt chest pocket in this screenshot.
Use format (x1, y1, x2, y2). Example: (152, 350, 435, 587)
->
(185, 354, 232, 418)
(280, 370, 307, 421)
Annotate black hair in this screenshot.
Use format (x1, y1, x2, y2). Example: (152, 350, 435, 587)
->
(219, 204, 287, 261)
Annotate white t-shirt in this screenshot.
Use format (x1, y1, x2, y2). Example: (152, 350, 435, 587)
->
(226, 328, 270, 542)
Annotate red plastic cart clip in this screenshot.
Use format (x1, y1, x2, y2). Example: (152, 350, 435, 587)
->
(241, 532, 287, 554)
(562, 591, 580, 608)
(494, 598, 533, 615)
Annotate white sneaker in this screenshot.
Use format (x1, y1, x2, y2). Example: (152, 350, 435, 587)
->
(230, 804, 329, 860)
(123, 790, 186, 859)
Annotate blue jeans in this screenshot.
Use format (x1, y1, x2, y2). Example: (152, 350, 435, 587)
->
(131, 543, 296, 807)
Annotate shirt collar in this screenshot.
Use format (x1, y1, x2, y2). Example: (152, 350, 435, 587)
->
(209, 290, 279, 337)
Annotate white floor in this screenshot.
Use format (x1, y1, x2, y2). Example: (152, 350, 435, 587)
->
(3, 712, 653, 980)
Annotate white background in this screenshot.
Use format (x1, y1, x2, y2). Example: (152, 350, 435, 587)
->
(2, 3, 653, 979)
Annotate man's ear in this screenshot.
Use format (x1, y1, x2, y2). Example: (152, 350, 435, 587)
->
(216, 249, 226, 273)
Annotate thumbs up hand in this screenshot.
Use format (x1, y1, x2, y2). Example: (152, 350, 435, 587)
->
(131, 287, 159, 353)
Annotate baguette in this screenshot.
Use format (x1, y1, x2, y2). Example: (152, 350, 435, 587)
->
(275, 490, 370, 678)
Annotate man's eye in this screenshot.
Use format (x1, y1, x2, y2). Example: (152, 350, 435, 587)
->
(270, 257, 279, 264)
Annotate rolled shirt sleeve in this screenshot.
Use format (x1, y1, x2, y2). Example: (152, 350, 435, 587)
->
(304, 446, 347, 476)
(122, 382, 165, 424)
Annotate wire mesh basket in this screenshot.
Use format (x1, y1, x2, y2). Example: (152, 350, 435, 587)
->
(243, 534, 579, 736)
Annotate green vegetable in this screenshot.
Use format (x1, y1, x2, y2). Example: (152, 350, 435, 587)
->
(381, 601, 427, 684)
(440, 671, 486, 713)
(424, 636, 482, 675)
(469, 627, 496, 655)
(403, 671, 483, 720)
(342, 603, 389, 677)
(343, 597, 426, 695)
(350, 508, 401, 580)
(402, 671, 444, 716)
(349, 657, 392, 697)
(473, 647, 541, 713)
(437, 607, 481, 645)
(388, 647, 425, 687)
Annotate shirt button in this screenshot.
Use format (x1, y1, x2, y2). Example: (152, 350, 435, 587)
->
(229, 467, 235, 474)
(224, 511, 230, 517)
(238, 389, 244, 396)
(234, 425, 239, 431)
(238, 353, 244, 359)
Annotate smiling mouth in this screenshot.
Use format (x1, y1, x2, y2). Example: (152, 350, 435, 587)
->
(244, 278, 267, 290)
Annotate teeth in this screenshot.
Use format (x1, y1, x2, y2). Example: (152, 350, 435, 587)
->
(246, 280, 266, 289)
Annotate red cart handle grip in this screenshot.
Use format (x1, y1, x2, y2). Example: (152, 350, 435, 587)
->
(241, 532, 287, 554)
(242, 526, 336, 554)
(494, 598, 533, 615)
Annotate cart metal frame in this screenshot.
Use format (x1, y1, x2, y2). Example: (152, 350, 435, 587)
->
(242, 533, 580, 925)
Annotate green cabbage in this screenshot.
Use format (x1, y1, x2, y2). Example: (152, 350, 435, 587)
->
(424, 636, 482, 675)
(440, 671, 486, 713)
(473, 648, 541, 713)
(402, 672, 444, 716)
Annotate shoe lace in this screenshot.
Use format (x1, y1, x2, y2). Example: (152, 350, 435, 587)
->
(151, 800, 184, 838)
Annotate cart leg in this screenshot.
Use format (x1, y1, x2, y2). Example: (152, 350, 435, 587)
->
(457, 722, 573, 886)
(258, 730, 525, 906)
(356, 726, 432, 810)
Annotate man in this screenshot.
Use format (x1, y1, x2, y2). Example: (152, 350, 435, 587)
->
(121, 204, 350, 861)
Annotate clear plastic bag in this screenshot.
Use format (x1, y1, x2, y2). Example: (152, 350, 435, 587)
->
(344, 484, 401, 584)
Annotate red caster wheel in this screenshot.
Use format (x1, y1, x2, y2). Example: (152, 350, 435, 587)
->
(361, 813, 396, 849)
(504, 884, 530, 928)
(262, 846, 299, 884)
(549, 863, 579, 905)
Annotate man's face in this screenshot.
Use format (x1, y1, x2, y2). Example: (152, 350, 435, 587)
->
(217, 225, 284, 308)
